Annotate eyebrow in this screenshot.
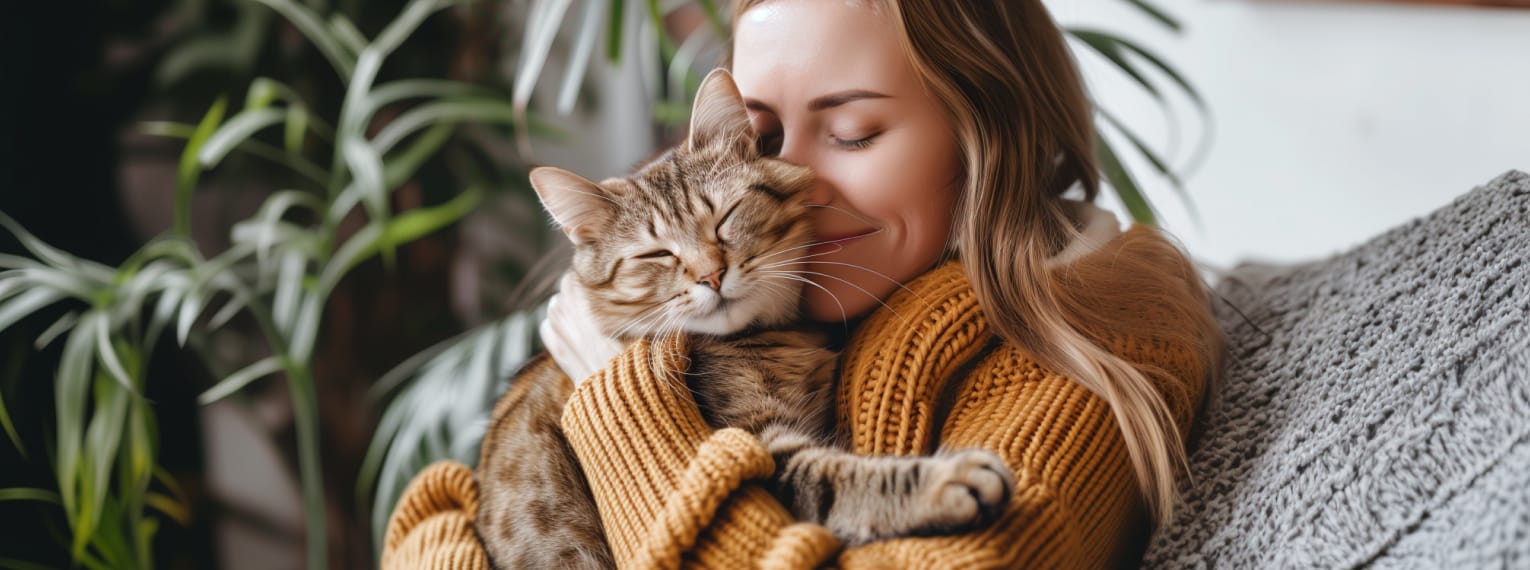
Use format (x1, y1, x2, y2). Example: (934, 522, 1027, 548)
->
(744, 89, 892, 114)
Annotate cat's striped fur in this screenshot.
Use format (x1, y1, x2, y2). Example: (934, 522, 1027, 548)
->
(474, 70, 1014, 569)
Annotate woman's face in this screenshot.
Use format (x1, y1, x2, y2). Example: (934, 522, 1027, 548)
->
(732, 0, 963, 322)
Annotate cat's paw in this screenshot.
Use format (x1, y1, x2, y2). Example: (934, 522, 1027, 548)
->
(923, 449, 1014, 531)
(820, 448, 1016, 545)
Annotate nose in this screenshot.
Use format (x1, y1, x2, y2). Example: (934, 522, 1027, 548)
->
(698, 268, 725, 291)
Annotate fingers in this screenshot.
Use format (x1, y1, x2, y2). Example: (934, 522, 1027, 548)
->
(540, 279, 624, 385)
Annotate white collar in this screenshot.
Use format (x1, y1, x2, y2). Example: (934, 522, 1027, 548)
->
(1046, 199, 1123, 268)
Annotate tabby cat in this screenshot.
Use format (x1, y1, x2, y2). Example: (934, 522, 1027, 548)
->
(474, 69, 1015, 569)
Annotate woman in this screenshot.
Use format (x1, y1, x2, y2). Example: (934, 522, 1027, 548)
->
(384, 0, 1225, 567)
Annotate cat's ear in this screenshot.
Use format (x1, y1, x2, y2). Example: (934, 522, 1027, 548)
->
(529, 167, 612, 245)
(686, 68, 755, 156)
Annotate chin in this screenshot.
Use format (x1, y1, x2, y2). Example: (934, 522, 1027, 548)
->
(685, 294, 795, 336)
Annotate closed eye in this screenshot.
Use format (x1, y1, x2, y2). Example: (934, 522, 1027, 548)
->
(635, 249, 673, 259)
(832, 133, 878, 151)
(716, 201, 744, 243)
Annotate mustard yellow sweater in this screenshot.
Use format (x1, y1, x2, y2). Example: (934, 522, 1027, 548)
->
(382, 230, 1208, 569)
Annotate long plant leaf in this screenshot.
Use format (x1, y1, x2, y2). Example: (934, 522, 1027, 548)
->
(175, 97, 229, 238)
(149, 119, 329, 185)
(55, 319, 97, 537)
(328, 13, 369, 56)
(144, 492, 191, 526)
(249, 0, 357, 79)
(512, 0, 574, 151)
(606, 0, 627, 64)
(35, 311, 82, 351)
(558, 0, 605, 115)
(382, 122, 457, 189)
(93, 320, 135, 392)
(1068, 28, 1204, 109)
(1119, 0, 1181, 33)
(0, 214, 114, 280)
(1096, 135, 1158, 225)
(371, 98, 520, 155)
(341, 139, 388, 222)
(1094, 109, 1205, 231)
(272, 251, 306, 336)
(247, 77, 336, 138)
(199, 108, 286, 168)
(366, 79, 491, 114)
(74, 367, 132, 560)
(199, 356, 285, 404)
(0, 284, 70, 332)
(0, 487, 62, 504)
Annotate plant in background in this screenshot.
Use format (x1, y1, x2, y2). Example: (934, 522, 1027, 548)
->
(0, 0, 531, 566)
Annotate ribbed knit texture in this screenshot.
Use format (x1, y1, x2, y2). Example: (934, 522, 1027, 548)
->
(382, 461, 490, 570)
(382, 230, 1209, 569)
(1139, 170, 1530, 568)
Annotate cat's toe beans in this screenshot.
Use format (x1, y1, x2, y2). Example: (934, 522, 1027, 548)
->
(936, 480, 983, 522)
(945, 451, 1014, 519)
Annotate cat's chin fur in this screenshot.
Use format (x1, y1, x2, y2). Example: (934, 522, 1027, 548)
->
(683, 288, 796, 337)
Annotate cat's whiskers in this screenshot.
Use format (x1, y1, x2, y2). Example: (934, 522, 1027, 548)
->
(760, 269, 904, 321)
(757, 271, 849, 324)
(804, 203, 880, 228)
(609, 303, 662, 339)
(643, 297, 691, 340)
(790, 260, 938, 316)
(611, 301, 675, 339)
(751, 237, 851, 265)
(755, 278, 849, 336)
(753, 246, 848, 270)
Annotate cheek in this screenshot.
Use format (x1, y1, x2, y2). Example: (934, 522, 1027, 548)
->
(839, 138, 960, 236)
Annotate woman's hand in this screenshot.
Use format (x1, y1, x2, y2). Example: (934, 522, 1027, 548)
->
(540, 274, 627, 386)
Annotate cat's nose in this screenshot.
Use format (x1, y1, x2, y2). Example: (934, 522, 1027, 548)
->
(698, 268, 725, 290)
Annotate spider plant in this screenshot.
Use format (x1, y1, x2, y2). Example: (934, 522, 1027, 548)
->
(0, 0, 529, 566)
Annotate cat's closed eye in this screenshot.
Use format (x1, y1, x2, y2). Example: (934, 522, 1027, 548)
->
(635, 249, 674, 259)
(716, 202, 744, 244)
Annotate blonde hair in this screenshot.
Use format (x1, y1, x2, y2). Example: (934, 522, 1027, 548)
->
(726, 0, 1228, 529)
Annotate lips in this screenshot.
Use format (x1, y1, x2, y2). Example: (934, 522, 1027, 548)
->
(808, 229, 878, 256)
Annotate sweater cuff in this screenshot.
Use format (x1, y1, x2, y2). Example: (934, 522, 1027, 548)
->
(381, 460, 490, 570)
(563, 336, 800, 569)
(631, 428, 777, 567)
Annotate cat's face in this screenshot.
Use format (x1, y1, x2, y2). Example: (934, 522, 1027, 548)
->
(531, 70, 816, 338)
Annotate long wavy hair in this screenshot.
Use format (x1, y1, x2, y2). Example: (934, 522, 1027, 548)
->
(724, 0, 1228, 529)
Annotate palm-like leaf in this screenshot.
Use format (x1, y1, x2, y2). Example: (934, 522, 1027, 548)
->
(2, 0, 532, 566)
(359, 308, 543, 549)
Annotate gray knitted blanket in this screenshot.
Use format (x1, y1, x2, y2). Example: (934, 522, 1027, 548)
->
(1139, 170, 1530, 568)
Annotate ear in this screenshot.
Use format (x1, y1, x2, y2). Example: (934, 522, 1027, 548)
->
(686, 68, 756, 156)
(528, 166, 612, 244)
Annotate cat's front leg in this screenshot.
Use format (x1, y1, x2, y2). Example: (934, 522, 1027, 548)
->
(476, 356, 613, 569)
(761, 426, 1015, 546)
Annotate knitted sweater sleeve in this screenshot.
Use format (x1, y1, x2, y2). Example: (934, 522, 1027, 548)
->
(558, 334, 843, 570)
(834, 337, 1208, 569)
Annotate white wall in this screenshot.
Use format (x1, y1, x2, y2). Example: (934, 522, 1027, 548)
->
(1045, 0, 1530, 271)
